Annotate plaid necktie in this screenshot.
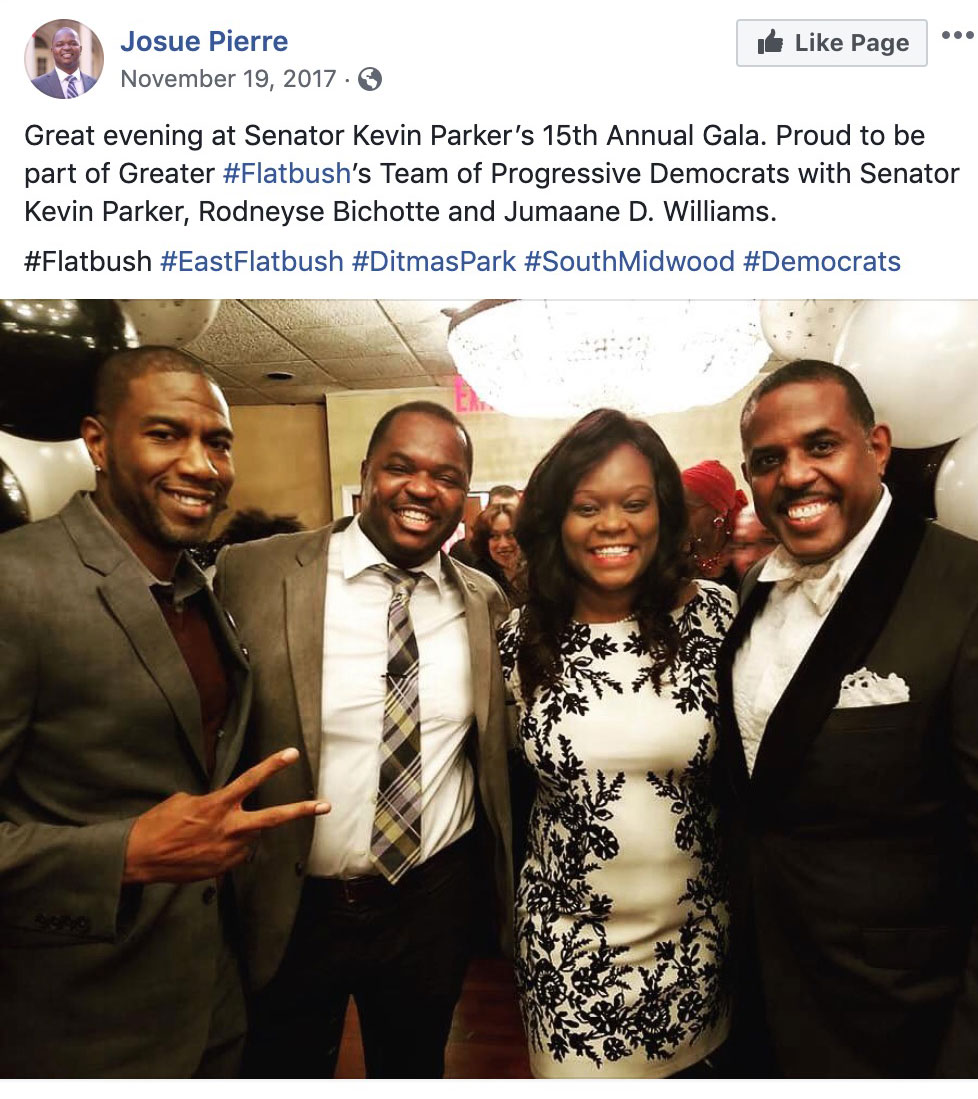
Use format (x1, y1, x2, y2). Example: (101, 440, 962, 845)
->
(65, 75, 78, 98)
(371, 564, 423, 883)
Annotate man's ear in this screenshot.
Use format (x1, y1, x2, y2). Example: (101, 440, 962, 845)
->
(869, 422, 892, 477)
(79, 416, 107, 473)
(359, 458, 368, 489)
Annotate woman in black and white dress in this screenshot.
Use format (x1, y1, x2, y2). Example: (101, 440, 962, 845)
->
(499, 409, 736, 1078)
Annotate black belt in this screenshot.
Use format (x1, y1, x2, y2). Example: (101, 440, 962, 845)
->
(306, 831, 475, 908)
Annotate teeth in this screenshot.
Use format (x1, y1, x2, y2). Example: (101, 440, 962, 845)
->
(169, 492, 211, 507)
(787, 500, 830, 521)
(398, 509, 432, 523)
(592, 546, 632, 557)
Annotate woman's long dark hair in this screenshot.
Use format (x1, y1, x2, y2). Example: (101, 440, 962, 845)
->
(515, 408, 691, 700)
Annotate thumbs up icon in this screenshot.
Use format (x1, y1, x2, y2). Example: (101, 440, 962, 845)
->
(757, 29, 783, 54)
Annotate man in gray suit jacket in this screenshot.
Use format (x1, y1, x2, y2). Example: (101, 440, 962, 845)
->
(32, 27, 97, 97)
(217, 400, 513, 1078)
(0, 347, 326, 1077)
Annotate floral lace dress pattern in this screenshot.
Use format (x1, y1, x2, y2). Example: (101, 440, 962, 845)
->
(498, 582, 735, 1078)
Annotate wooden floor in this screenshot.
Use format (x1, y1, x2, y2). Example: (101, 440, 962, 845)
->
(335, 956, 532, 1078)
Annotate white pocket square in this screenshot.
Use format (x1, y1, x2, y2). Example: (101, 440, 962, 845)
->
(836, 669, 910, 708)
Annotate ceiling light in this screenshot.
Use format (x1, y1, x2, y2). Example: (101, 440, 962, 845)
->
(446, 299, 766, 417)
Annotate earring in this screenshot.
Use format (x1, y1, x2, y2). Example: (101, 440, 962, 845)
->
(93, 464, 102, 473)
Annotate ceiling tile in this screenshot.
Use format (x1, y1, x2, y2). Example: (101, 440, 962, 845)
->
(312, 354, 425, 381)
(415, 350, 457, 374)
(244, 299, 385, 330)
(395, 320, 452, 354)
(287, 324, 407, 359)
(380, 300, 462, 324)
(219, 359, 339, 387)
(185, 300, 301, 363)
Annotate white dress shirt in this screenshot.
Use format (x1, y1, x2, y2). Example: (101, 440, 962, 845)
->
(55, 67, 89, 96)
(308, 517, 476, 878)
(733, 487, 892, 773)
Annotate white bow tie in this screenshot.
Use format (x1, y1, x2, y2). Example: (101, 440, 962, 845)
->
(762, 556, 844, 616)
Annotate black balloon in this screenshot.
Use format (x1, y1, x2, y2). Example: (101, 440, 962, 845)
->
(0, 300, 131, 441)
(884, 441, 956, 521)
(0, 457, 29, 532)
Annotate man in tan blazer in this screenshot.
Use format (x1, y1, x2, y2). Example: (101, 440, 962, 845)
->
(216, 400, 513, 1079)
(0, 347, 326, 1077)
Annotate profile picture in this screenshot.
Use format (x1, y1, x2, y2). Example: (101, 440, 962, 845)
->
(26, 20, 103, 98)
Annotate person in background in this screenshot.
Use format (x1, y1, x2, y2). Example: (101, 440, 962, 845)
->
(469, 502, 528, 605)
(728, 505, 779, 581)
(450, 484, 521, 566)
(681, 460, 748, 591)
(500, 408, 736, 1078)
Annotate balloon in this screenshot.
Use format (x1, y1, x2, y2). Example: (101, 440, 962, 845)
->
(0, 299, 132, 441)
(0, 457, 29, 533)
(835, 301, 978, 448)
(935, 425, 978, 541)
(118, 300, 220, 347)
(760, 300, 860, 362)
(883, 441, 954, 521)
(0, 431, 95, 522)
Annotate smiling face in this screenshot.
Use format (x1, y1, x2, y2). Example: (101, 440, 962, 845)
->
(561, 443, 659, 621)
(358, 410, 469, 568)
(52, 28, 82, 74)
(742, 379, 890, 564)
(487, 511, 519, 574)
(81, 371, 234, 578)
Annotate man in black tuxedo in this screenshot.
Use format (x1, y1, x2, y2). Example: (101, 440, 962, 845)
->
(717, 360, 978, 1077)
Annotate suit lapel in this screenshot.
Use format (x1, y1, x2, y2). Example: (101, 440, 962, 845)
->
(208, 593, 253, 789)
(285, 527, 333, 778)
(749, 504, 926, 801)
(444, 555, 491, 740)
(60, 495, 210, 777)
(717, 570, 771, 802)
(98, 576, 208, 775)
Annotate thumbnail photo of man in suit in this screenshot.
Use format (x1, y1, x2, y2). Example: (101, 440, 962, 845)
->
(31, 26, 97, 98)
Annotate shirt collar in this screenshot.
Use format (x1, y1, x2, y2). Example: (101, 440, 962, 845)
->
(81, 492, 206, 604)
(341, 515, 445, 593)
(759, 483, 892, 587)
(55, 67, 80, 84)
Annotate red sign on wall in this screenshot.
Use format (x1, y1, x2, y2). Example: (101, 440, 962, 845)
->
(453, 376, 496, 413)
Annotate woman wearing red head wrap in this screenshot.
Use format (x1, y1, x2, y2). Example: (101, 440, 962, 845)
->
(681, 460, 748, 590)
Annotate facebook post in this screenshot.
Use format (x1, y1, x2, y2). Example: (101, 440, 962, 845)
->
(2, 0, 978, 1088)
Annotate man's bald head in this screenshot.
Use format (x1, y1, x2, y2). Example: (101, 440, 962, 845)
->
(51, 28, 82, 74)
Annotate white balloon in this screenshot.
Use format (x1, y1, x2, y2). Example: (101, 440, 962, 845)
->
(0, 431, 94, 521)
(118, 299, 220, 347)
(835, 300, 978, 449)
(935, 425, 978, 541)
(760, 300, 860, 362)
